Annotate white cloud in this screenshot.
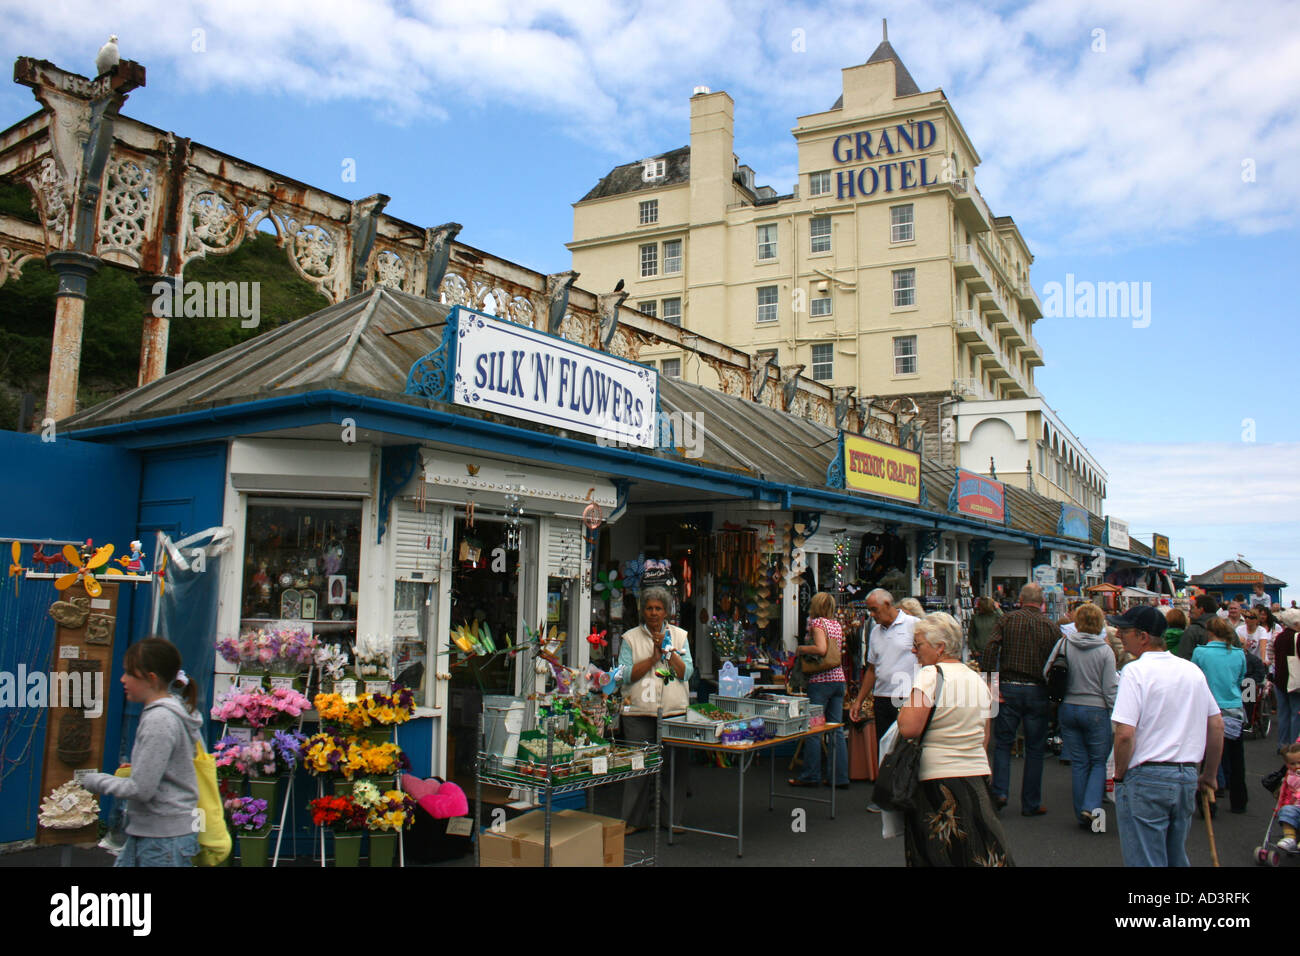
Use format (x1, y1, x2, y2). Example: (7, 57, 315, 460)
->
(1090, 439, 1300, 600)
(3, 0, 1297, 247)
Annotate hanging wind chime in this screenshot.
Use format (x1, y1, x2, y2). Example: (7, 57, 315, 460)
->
(581, 492, 604, 590)
(504, 486, 524, 551)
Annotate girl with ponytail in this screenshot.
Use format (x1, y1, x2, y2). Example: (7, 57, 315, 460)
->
(81, 636, 203, 866)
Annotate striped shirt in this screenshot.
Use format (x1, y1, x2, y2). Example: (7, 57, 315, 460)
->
(808, 617, 845, 684)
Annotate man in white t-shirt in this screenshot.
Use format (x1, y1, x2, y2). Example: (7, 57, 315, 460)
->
(1110, 606, 1224, 867)
(848, 588, 918, 812)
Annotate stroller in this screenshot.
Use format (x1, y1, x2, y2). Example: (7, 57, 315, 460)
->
(1254, 757, 1299, 866)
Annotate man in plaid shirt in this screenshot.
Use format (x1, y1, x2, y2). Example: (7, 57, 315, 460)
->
(982, 583, 1060, 816)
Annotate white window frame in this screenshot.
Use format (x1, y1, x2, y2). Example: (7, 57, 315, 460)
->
(661, 297, 682, 326)
(640, 243, 658, 277)
(662, 239, 682, 275)
(639, 199, 658, 225)
(756, 286, 778, 323)
(661, 358, 681, 378)
(810, 296, 832, 317)
(809, 171, 832, 197)
(809, 215, 831, 254)
(811, 343, 834, 381)
(638, 300, 657, 318)
(642, 159, 666, 181)
(756, 224, 777, 261)
(890, 204, 914, 243)
(892, 268, 916, 308)
(893, 335, 917, 375)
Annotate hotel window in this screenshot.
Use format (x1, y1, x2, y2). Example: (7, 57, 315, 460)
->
(756, 286, 778, 323)
(661, 297, 682, 325)
(809, 171, 832, 197)
(640, 243, 658, 277)
(642, 159, 666, 181)
(661, 358, 681, 378)
(811, 343, 834, 381)
(890, 204, 914, 242)
(638, 300, 657, 318)
(809, 216, 831, 254)
(639, 199, 658, 225)
(810, 295, 832, 317)
(892, 268, 916, 307)
(756, 224, 777, 261)
(663, 239, 682, 274)
(893, 335, 917, 375)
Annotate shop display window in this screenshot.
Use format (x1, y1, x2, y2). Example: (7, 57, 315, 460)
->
(240, 498, 362, 656)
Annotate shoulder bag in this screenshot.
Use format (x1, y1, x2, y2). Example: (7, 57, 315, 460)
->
(1044, 637, 1070, 703)
(801, 619, 843, 675)
(871, 665, 945, 812)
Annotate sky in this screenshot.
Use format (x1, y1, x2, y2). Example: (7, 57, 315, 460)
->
(1, 0, 1297, 598)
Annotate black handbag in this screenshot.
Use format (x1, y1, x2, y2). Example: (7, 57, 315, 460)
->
(872, 667, 944, 812)
(1045, 638, 1070, 704)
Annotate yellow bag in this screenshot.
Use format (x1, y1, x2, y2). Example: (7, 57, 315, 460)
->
(192, 737, 231, 866)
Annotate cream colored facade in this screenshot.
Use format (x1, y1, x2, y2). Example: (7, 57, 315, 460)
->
(569, 35, 1107, 516)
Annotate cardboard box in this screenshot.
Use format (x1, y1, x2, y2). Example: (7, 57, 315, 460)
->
(479, 809, 603, 867)
(557, 809, 624, 867)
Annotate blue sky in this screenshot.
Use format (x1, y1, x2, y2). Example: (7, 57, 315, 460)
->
(2, 0, 1297, 598)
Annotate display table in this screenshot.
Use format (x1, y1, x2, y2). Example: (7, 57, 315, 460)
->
(659, 723, 843, 858)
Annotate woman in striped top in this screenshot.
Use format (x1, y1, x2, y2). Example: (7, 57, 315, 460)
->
(790, 592, 850, 788)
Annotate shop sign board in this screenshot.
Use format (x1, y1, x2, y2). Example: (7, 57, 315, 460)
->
(1153, 534, 1170, 560)
(445, 306, 658, 448)
(841, 433, 921, 504)
(1057, 503, 1090, 540)
(950, 468, 1005, 522)
(1104, 516, 1130, 551)
(1223, 571, 1264, 584)
(1051, 551, 1079, 571)
(1032, 564, 1059, 586)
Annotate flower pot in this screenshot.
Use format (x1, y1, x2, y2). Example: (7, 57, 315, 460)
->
(267, 672, 307, 693)
(364, 776, 396, 793)
(368, 832, 397, 868)
(248, 777, 279, 822)
(359, 726, 393, 744)
(333, 831, 363, 867)
(219, 777, 245, 801)
(238, 827, 273, 867)
(333, 778, 356, 796)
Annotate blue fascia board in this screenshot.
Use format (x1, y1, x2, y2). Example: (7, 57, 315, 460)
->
(68, 389, 1091, 552)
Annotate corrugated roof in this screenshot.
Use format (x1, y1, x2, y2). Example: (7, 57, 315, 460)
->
(1190, 560, 1287, 588)
(580, 146, 690, 202)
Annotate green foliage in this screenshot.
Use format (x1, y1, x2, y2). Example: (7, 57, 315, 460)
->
(0, 178, 39, 224)
(0, 231, 331, 428)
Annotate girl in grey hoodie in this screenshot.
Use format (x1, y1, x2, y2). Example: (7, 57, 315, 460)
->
(1051, 604, 1119, 828)
(82, 637, 202, 866)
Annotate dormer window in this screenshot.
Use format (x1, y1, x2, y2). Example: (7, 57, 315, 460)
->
(642, 159, 666, 182)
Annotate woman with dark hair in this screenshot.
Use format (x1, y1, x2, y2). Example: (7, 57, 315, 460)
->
(80, 637, 202, 866)
(789, 591, 849, 789)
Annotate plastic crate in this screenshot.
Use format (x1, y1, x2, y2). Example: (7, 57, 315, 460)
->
(756, 694, 809, 718)
(661, 718, 716, 743)
(711, 694, 787, 718)
(808, 704, 825, 727)
(762, 712, 811, 737)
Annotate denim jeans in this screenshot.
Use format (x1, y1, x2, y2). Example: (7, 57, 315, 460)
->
(1058, 702, 1112, 819)
(1276, 686, 1299, 750)
(114, 832, 199, 867)
(1115, 763, 1197, 867)
(991, 682, 1049, 812)
(799, 681, 849, 785)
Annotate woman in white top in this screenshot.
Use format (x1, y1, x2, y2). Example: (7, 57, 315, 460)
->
(897, 612, 1014, 867)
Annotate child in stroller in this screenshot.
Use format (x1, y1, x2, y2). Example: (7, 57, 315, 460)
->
(1256, 741, 1300, 864)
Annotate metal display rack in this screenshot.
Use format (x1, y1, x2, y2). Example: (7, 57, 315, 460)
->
(473, 712, 662, 867)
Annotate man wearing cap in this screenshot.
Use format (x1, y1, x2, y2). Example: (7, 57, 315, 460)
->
(1110, 605, 1224, 867)
(982, 583, 1060, 816)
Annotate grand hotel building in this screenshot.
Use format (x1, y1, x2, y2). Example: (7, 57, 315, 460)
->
(569, 30, 1107, 515)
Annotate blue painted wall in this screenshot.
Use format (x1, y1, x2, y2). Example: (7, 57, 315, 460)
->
(0, 432, 141, 844)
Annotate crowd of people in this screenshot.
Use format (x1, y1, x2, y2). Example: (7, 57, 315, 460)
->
(800, 583, 1300, 867)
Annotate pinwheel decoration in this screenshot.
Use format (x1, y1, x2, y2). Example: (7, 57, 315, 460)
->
(621, 557, 645, 596)
(55, 542, 121, 598)
(594, 568, 622, 603)
(9, 542, 24, 596)
(585, 628, 608, 649)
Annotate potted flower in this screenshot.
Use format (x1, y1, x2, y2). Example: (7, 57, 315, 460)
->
(211, 685, 311, 730)
(225, 796, 271, 867)
(361, 787, 416, 867)
(309, 794, 368, 867)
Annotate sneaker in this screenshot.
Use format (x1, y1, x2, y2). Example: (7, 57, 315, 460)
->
(1277, 836, 1297, 852)
(866, 802, 882, 814)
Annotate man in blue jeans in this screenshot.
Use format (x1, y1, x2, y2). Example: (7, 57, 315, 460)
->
(982, 583, 1059, 815)
(1110, 606, 1224, 867)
